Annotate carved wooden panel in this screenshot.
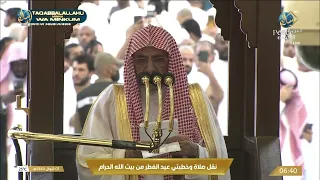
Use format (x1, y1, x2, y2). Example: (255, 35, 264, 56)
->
(234, 0, 258, 48)
(210, 0, 232, 40)
(55, 1, 82, 45)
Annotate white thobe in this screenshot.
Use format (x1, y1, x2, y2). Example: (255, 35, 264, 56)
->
(76, 84, 231, 180)
(91, 74, 99, 84)
(188, 64, 210, 91)
(118, 66, 124, 84)
(109, 6, 146, 57)
(167, 0, 191, 18)
(295, 70, 319, 180)
(282, 58, 320, 180)
(63, 68, 77, 134)
(186, 7, 208, 31)
(24, 37, 28, 46)
(211, 59, 229, 136)
(280, 102, 302, 180)
(78, 2, 112, 55)
(63, 69, 97, 133)
(207, 8, 217, 18)
(301, 139, 312, 180)
(65, 37, 79, 46)
(167, 0, 208, 31)
(200, 34, 216, 44)
(149, 11, 189, 45)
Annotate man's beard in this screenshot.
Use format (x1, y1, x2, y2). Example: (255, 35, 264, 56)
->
(185, 66, 192, 75)
(111, 70, 120, 82)
(13, 72, 27, 79)
(74, 76, 90, 86)
(219, 51, 228, 61)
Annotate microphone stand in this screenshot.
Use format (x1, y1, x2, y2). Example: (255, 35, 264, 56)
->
(0, 104, 8, 180)
(8, 73, 176, 180)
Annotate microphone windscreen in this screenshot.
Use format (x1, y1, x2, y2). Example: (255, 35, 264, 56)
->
(150, 72, 163, 85)
(163, 72, 175, 86)
(137, 72, 151, 85)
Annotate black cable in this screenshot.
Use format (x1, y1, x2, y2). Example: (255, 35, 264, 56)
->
(158, 131, 171, 147)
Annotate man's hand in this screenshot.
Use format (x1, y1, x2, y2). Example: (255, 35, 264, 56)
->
(126, 20, 144, 40)
(69, 112, 81, 133)
(2, 90, 25, 105)
(165, 135, 199, 158)
(180, 39, 195, 46)
(280, 85, 293, 102)
(125, 150, 142, 158)
(196, 60, 213, 77)
(117, 20, 144, 60)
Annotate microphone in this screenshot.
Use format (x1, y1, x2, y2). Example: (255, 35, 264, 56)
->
(137, 72, 152, 129)
(163, 73, 175, 132)
(150, 72, 162, 86)
(137, 72, 151, 86)
(150, 72, 163, 153)
(163, 72, 175, 86)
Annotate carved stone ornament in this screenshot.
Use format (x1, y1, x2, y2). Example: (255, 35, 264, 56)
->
(210, 0, 258, 47)
(233, 0, 257, 48)
(210, 0, 231, 41)
(55, 1, 82, 46)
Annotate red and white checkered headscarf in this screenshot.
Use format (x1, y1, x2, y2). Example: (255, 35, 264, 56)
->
(124, 25, 203, 179)
(279, 69, 307, 168)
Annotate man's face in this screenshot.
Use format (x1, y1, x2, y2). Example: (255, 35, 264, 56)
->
(4, 15, 13, 27)
(72, 61, 92, 86)
(215, 35, 229, 61)
(10, 60, 28, 78)
(64, 46, 83, 72)
(195, 44, 215, 64)
(87, 44, 104, 57)
(283, 41, 296, 58)
(133, 46, 169, 75)
(180, 49, 194, 74)
(78, 27, 95, 48)
(69, 46, 84, 60)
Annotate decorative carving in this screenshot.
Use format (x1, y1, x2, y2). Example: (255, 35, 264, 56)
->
(55, 1, 82, 46)
(234, 0, 258, 48)
(210, 1, 231, 40)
